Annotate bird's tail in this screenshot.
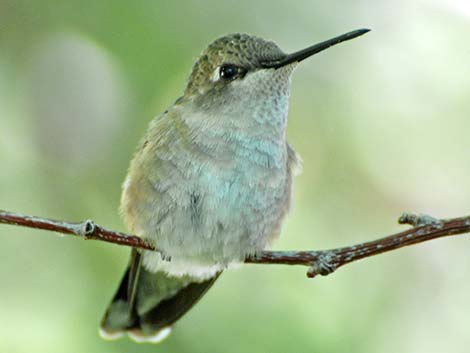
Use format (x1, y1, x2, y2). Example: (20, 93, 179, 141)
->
(100, 249, 219, 343)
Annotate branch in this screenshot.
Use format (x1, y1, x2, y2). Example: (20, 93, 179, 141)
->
(1, 209, 469, 278)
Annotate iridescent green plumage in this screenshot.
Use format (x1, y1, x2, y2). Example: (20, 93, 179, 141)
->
(185, 33, 285, 96)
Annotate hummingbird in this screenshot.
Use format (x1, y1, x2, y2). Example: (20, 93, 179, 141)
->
(100, 28, 369, 343)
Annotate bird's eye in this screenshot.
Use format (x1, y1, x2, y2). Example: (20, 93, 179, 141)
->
(219, 64, 239, 81)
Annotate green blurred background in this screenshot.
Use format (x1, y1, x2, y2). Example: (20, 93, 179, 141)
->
(1, 1, 470, 352)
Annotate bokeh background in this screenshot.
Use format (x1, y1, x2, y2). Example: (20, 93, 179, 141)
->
(1, 1, 470, 352)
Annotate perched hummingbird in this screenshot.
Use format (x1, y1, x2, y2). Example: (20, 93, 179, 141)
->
(100, 28, 369, 343)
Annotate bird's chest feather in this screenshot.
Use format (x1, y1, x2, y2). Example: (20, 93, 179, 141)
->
(191, 119, 289, 221)
(198, 153, 288, 230)
(121, 109, 293, 273)
(150, 136, 289, 261)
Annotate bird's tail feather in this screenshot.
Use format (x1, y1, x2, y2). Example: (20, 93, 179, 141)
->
(100, 249, 219, 343)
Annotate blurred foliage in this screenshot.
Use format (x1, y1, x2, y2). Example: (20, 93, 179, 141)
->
(1, 1, 470, 352)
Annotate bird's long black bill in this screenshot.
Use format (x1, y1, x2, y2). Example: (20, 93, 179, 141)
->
(263, 28, 370, 69)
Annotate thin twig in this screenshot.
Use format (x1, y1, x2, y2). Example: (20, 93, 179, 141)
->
(0, 210, 154, 250)
(1, 209, 469, 278)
